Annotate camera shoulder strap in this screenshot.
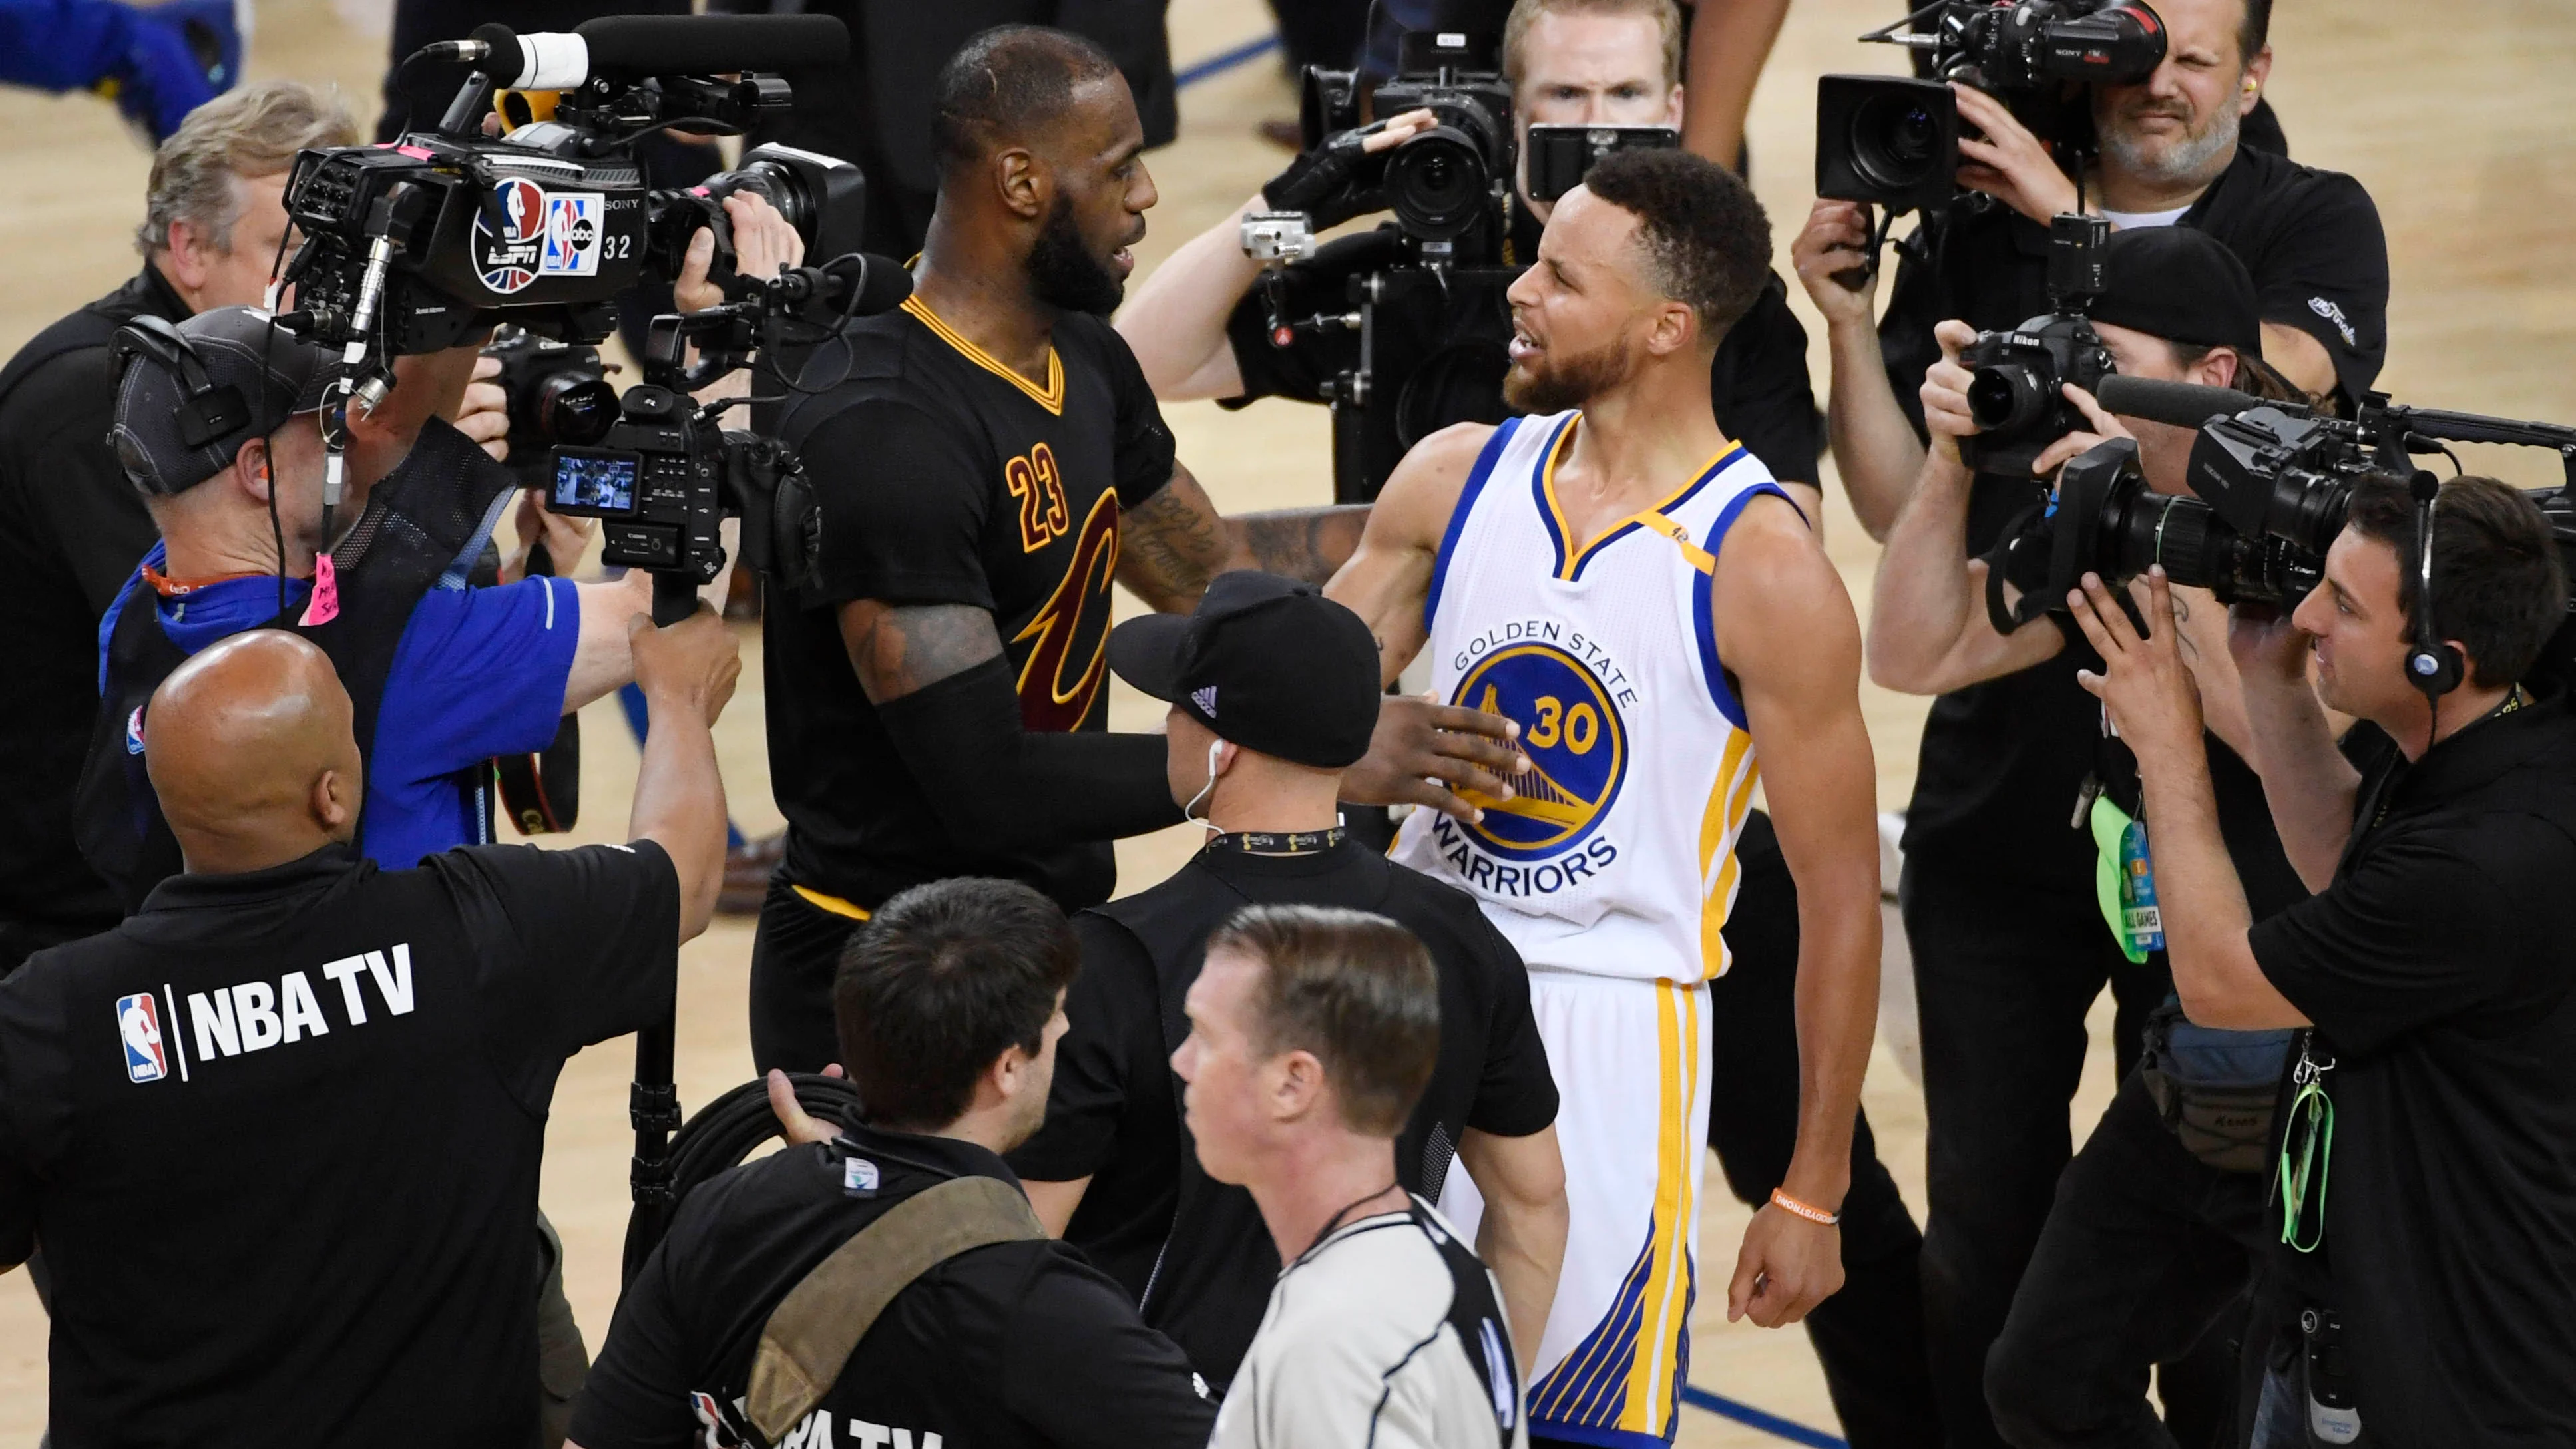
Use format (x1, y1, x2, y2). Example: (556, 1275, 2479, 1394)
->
(744, 1173, 1044, 1444)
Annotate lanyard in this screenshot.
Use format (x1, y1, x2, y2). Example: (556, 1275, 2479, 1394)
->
(2276, 1034, 2336, 1252)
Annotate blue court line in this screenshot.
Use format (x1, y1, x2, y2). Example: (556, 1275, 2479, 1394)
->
(1175, 33, 1281, 89)
(1680, 1384, 1850, 1448)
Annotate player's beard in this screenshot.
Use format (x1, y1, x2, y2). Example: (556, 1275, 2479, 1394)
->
(2099, 87, 2241, 189)
(1027, 194, 1126, 317)
(1502, 331, 1637, 415)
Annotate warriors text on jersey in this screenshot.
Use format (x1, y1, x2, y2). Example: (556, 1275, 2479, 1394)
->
(767, 300, 1177, 913)
(1391, 409, 1795, 984)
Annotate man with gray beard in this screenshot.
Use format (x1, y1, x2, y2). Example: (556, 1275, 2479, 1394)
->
(1777, 0, 2387, 1444)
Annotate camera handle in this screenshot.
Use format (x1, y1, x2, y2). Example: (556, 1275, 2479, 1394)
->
(1829, 204, 1900, 292)
(620, 570, 702, 1287)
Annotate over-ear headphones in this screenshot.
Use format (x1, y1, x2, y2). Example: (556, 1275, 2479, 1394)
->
(2404, 469, 2464, 700)
(112, 315, 250, 457)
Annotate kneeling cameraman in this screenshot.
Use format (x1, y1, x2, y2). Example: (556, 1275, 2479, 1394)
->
(1868, 224, 2314, 1446)
(1117, 0, 1818, 507)
(2074, 471, 2576, 1444)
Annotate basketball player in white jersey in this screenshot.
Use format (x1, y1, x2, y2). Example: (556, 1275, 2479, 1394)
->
(1327, 148, 1882, 1449)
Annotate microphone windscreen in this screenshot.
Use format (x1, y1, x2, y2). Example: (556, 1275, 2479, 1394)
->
(572, 14, 850, 75)
(2095, 375, 2249, 431)
(829, 254, 915, 317)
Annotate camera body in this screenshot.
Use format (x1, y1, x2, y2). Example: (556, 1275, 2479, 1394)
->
(284, 77, 865, 355)
(1958, 214, 2115, 476)
(1305, 32, 1515, 247)
(483, 325, 618, 485)
(1525, 124, 1681, 203)
(546, 384, 811, 587)
(1817, 0, 2167, 211)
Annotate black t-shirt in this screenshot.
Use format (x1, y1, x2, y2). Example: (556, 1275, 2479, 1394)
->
(0, 266, 186, 943)
(1223, 220, 1818, 497)
(2249, 696, 2576, 1444)
(1884, 144, 2388, 887)
(573, 1121, 1217, 1449)
(767, 302, 1178, 912)
(1004, 840, 1558, 1388)
(0, 839, 680, 1445)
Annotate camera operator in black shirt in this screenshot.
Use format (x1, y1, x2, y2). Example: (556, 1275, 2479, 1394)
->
(1793, 3, 2386, 1439)
(574, 877, 1216, 1449)
(0, 608, 735, 1444)
(0, 80, 361, 974)
(2068, 468, 2576, 1446)
(753, 25, 1522, 1074)
(1116, 0, 1821, 509)
(1869, 224, 2314, 1446)
(1005, 571, 1566, 1391)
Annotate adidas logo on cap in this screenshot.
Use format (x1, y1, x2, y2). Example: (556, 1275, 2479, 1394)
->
(1191, 686, 1219, 717)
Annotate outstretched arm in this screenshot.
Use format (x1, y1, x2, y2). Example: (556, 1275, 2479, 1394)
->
(1715, 498, 1880, 1329)
(838, 599, 1178, 850)
(1115, 459, 1371, 611)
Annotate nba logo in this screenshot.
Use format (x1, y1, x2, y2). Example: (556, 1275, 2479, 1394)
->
(116, 993, 166, 1083)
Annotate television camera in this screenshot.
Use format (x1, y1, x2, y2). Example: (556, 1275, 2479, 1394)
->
(1984, 375, 2576, 684)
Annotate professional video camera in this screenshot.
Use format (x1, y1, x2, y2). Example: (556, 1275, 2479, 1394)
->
(1237, 30, 1678, 501)
(1957, 213, 2115, 475)
(1818, 0, 2167, 214)
(1983, 376, 2576, 682)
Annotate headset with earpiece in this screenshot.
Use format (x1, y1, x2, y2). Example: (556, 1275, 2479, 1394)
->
(110, 316, 252, 474)
(2404, 469, 2465, 701)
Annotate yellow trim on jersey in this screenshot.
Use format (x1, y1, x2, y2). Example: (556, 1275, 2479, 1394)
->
(1621, 980, 1701, 1432)
(792, 885, 874, 921)
(1540, 418, 1749, 581)
(1697, 729, 1759, 979)
(900, 295, 1066, 414)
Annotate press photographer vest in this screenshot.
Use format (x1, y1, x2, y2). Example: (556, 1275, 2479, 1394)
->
(75, 419, 517, 910)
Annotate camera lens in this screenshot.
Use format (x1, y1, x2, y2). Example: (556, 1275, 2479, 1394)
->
(538, 371, 618, 448)
(1968, 365, 2051, 435)
(1850, 92, 1944, 193)
(2107, 491, 2319, 606)
(1385, 128, 1490, 241)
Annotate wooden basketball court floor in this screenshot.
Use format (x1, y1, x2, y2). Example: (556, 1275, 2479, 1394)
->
(1, 0, 2570, 1439)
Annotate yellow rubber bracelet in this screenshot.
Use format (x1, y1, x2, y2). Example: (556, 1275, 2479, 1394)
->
(1770, 1188, 1842, 1226)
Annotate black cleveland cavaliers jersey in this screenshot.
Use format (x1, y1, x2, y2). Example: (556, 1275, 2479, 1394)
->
(768, 300, 1176, 911)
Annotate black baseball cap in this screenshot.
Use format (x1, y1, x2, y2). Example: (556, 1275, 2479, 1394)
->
(1107, 571, 1381, 770)
(110, 305, 335, 497)
(2090, 226, 2264, 355)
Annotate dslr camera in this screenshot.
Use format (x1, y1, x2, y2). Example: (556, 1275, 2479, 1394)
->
(1986, 378, 2576, 684)
(1817, 0, 2167, 214)
(1957, 214, 2117, 476)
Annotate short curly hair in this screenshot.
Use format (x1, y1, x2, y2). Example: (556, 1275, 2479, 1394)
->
(1575, 146, 1772, 346)
(136, 81, 358, 257)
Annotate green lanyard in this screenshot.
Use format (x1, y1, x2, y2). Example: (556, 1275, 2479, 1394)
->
(2276, 1036, 2336, 1252)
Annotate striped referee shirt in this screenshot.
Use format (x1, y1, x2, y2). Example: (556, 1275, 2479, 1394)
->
(1211, 1195, 1528, 1449)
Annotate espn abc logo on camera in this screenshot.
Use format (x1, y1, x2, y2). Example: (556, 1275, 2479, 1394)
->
(475, 177, 609, 298)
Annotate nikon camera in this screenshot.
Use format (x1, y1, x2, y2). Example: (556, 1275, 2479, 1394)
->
(1957, 214, 2116, 477)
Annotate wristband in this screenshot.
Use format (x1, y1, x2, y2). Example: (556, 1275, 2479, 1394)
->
(1769, 1188, 1841, 1226)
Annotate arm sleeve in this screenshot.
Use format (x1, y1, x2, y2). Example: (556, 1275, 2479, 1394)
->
(445, 841, 683, 1073)
(2248, 826, 2519, 1057)
(799, 399, 998, 609)
(1711, 276, 1821, 487)
(1097, 322, 1178, 508)
(1003, 1254, 1217, 1449)
(1006, 913, 1160, 1181)
(2247, 171, 2389, 405)
(1463, 913, 1559, 1138)
(874, 656, 1183, 851)
(564, 1232, 704, 1449)
(375, 576, 581, 779)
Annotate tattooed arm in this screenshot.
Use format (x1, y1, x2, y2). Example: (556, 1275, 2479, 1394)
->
(1116, 459, 1371, 612)
(836, 599, 1178, 848)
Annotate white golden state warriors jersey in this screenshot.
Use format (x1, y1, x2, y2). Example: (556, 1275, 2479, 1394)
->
(1390, 410, 1793, 984)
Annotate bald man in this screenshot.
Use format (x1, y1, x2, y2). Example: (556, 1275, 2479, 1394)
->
(752, 23, 1524, 1072)
(0, 611, 736, 1445)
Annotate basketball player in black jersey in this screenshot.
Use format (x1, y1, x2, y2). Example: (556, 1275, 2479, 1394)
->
(753, 25, 1526, 1072)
